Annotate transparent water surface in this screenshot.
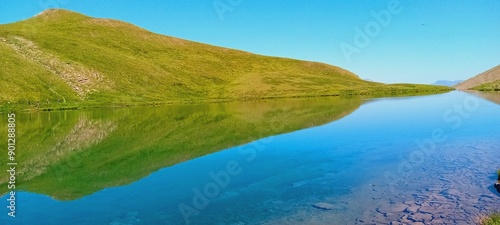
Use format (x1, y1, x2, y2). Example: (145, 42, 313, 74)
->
(1, 91, 499, 225)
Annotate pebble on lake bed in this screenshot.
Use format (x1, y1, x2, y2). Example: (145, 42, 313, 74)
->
(313, 202, 336, 210)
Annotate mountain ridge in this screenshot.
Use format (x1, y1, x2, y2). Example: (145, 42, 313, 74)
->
(455, 64, 500, 91)
(0, 9, 451, 111)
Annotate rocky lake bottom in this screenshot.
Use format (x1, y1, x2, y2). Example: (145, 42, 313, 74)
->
(261, 138, 500, 225)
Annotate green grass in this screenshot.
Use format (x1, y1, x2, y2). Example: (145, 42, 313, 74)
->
(0, 97, 363, 200)
(473, 80, 500, 92)
(0, 9, 451, 112)
(481, 213, 500, 225)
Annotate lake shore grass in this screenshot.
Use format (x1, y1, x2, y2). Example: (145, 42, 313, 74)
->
(480, 213, 500, 225)
(472, 80, 500, 92)
(0, 86, 452, 113)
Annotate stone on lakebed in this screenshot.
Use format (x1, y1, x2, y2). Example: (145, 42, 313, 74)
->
(495, 181, 500, 193)
(313, 202, 336, 210)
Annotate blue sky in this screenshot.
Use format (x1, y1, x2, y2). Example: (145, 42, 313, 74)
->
(1, 0, 499, 84)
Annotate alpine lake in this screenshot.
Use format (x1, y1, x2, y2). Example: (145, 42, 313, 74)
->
(1, 91, 499, 225)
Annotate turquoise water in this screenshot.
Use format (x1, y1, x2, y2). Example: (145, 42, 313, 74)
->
(1, 91, 500, 224)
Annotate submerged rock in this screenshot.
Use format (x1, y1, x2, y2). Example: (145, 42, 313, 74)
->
(313, 202, 336, 210)
(495, 181, 500, 193)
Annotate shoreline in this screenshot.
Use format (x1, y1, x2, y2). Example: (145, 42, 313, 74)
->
(0, 88, 453, 113)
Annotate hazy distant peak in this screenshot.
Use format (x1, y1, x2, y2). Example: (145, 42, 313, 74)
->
(432, 80, 463, 87)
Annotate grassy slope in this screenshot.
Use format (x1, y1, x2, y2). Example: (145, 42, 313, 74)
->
(472, 80, 500, 91)
(0, 9, 451, 111)
(0, 40, 80, 103)
(456, 64, 500, 91)
(0, 97, 362, 200)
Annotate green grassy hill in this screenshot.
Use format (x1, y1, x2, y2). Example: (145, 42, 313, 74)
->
(0, 9, 450, 111)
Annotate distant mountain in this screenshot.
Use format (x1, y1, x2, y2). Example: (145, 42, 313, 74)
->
(455, 65, 500, 91)
(432, 80, 463, 87)
(0, 9, 451, 110)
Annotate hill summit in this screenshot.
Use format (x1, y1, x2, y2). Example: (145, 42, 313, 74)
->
(0, 9, 450, 109)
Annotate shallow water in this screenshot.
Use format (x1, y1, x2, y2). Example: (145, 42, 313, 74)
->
(1, 91, 499, 225)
